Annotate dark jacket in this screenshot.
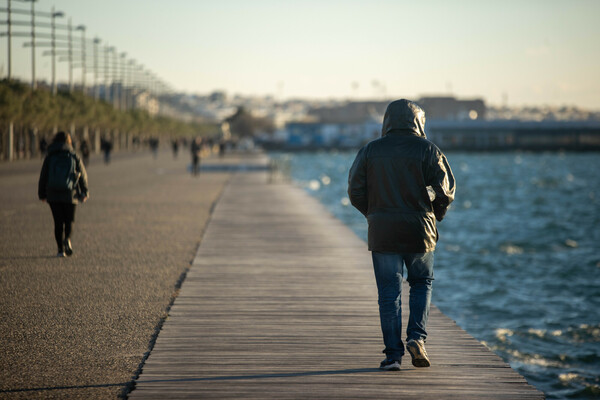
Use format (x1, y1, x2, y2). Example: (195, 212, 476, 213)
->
(348, 99, 455, 253)
(38, 142, 89, 204)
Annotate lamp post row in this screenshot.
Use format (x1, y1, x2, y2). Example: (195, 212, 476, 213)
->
(1, 0, 171, 107)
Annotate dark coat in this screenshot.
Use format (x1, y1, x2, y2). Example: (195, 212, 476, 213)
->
(348, 99, 455, 253)
(38, 142, 89, 204)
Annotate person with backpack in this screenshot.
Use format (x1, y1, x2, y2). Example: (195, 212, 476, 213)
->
(38, 131, 89, 257)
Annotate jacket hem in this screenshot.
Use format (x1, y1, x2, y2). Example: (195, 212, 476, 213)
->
(368, 245, 436, 254)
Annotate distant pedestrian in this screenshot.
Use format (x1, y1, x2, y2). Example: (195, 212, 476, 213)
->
(101, 137, 113, 164)
(191, 137, 202, 176)
(171, 139, 179, 159)
(39, 136, 48, 158)
(150, 137, 159, 159)
(348, 99, 455, 371)
(38, 131, 89, 257)
(132, 136, 140, 151)
(80, 139, 90, 166)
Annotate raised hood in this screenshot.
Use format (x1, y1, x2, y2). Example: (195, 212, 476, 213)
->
(47, 141, 74, 154)
(381, 99, 426, 138)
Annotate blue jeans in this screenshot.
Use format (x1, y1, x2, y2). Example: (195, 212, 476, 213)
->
(372, 251, 434, 360)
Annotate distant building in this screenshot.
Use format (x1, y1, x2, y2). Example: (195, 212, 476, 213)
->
(278, 120, 380, 149)
(134, 91, 159, 116)
(279, 98, 488, 149)
(209, 91, 227, 103)
(305, 97, 487, 124)
(307, 101, 388, 124)
(427, 119, 600, 151)
(417, 96, 486, 121)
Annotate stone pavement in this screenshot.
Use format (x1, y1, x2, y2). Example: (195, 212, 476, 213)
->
(0, 149, 247, 399)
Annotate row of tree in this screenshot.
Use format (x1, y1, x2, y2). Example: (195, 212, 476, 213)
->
(1, 79, 221, 160)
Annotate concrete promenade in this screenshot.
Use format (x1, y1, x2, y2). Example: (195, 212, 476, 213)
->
(0, 149, 237, 399)
(129, 160, 544, 399)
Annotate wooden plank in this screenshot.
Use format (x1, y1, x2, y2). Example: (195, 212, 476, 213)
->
(130, 157, 544, 399)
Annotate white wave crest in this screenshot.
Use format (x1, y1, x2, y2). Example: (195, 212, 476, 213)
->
(495, 328, 514, 342)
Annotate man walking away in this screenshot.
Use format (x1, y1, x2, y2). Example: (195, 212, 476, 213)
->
(348, 99, 455, 371)
(39, 131, 89, 257)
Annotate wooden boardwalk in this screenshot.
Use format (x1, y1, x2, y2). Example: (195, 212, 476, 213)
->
(130, 159, 544, 399)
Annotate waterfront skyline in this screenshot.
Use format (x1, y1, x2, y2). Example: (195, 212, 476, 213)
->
(2, 0, 599, 109)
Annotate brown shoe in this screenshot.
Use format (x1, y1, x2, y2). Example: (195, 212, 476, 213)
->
(407, 339, 430, 367)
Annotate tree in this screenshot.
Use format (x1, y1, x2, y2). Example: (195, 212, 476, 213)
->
(225, 106, 274, 138)
(0, 79, 219, 158)
(0, 80, 25, 127)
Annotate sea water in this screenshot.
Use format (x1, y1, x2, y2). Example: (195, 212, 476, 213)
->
(270, 151, 600, 399)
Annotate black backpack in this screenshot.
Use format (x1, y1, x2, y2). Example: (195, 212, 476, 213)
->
(48, 151, 79, 191)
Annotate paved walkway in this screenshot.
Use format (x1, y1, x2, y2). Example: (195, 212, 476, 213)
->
(130, 166, 544, 399)
(0, 150, 244, 399)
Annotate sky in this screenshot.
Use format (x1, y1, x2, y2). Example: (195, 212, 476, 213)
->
(2, 0, 600, 108)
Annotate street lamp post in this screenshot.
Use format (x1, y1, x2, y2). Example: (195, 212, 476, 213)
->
(67, 17, 73, 92)
(131, 63, 145, 110)
(127, 59, 135, 110)
(75, 24, 85, 93)
(93, 37, 100, 100)
(112, 46, 119, 109)
(6, 2, 68, 92)
(27, 0, 36, 89)
(51, 8, 64, 95)
(6, 0, 40, 88)
(104, 44, 112, 102)
(120, 52, 126, 111)
(7, 0, 11, 79)
(5, 0, 12, 161)
(3, 0, 30, 81)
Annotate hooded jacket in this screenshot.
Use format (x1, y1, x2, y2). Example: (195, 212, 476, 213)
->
(38, 141, 89, 204)
(348, 99, 455, 253)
